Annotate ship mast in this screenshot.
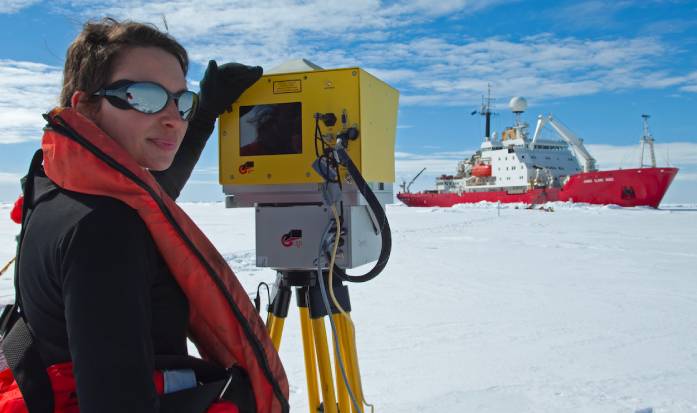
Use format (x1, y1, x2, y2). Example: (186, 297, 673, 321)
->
(639, 114, 656, 168)
(472, 84, 494, 142)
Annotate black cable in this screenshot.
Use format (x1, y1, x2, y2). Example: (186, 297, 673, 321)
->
(314, 115, 322, 159)
(332, 145, 391, 283)
(315, 116, 339, 184)
(329, 146, 343, 189)
(254, 282, 271, 313)
(313, 114, 390, 283)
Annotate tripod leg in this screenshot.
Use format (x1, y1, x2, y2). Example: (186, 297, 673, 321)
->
(267, 279, 292, 351)
(267, 315, 285, 350)
(331, 314, 350, 413)
(297, 287, 321, 412)
(321, 278, 364, 413)
(311, 317, 339, 413)
(338, 314, 365, 412)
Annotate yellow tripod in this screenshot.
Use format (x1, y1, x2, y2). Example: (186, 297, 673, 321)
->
(266, 270, 366, 413)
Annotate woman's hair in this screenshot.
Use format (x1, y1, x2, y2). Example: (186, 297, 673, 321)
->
(60, 18, 188, 107)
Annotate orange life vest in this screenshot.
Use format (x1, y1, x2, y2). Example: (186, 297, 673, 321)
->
(0, 107, 288, 412)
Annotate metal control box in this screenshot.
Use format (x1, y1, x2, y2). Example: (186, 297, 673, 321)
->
(255, 205, 380, 270)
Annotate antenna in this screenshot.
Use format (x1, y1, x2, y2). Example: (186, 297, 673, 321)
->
(508, 96, 528, 126)
(508, 96, 528, 141)
(640, 114, 656, 168)
(471, 83, 495, 142)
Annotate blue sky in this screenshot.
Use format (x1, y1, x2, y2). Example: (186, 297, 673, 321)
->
(1, 0, 696, 203)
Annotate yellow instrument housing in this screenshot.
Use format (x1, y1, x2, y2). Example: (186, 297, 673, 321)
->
(219, 67, 399, 186)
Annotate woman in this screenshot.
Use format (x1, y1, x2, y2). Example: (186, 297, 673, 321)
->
(0, 19, 288, 413)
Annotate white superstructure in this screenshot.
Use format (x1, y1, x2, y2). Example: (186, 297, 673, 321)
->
(435, 97, 587, 193)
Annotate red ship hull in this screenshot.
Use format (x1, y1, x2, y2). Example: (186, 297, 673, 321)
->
(397, 167, 678, 208)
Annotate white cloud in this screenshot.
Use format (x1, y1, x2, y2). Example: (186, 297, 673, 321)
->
(54, 0, 417, 67)
(185, 179, 219, 185)
(364, 68, 418, 84)
(587, 142, 697, 170)
(382, 0, 512, 17)
(549, 1, 632, 30)
(59, 0, 514, 46)
(376, 35, 678, 105)
(192, 166, 218, 175)
(48, 0, 695, 105)
(674, 172, 697, 182)
(0, 0, 40, 13)
(0, 60, 62, 143)
(0, 173, 24, 202)
(395, 150, 472, 177)
(677, 71, 697, 93)
(0, 172, 22, 184)
(3, 0, 697, 146)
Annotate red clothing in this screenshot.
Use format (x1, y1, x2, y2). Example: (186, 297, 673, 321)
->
(0, 363, 239, 412)
(9, 196, 22, 224)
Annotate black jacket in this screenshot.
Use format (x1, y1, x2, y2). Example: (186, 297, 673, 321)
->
(16, 116, 214, 413)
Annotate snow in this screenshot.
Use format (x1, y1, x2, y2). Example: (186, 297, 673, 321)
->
(1, 201, 696, 412)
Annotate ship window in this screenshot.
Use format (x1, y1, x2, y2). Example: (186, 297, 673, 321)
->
(512, 166, 516, 170)
(522, 155, 525, 159)
(531, 156, 536, 159)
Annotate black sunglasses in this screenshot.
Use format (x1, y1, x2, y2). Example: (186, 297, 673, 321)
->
(93, 80, 198, 121)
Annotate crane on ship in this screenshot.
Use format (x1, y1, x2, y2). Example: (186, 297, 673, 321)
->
(530, 114, 598, 172)
(400, 167, 427, 193)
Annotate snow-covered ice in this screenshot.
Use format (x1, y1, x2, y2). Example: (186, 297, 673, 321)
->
(1, 201, 696, 412)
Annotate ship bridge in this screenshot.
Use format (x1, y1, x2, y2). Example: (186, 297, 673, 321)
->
(475, 99, 583, 189)
(492, 143, 581, 187)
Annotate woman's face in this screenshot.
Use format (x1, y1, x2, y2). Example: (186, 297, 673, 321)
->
(90, 47, 188, 171)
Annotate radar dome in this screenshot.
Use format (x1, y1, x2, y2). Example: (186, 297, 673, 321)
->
(509, 96, 528, 113)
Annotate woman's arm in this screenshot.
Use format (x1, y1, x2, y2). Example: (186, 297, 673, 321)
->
(151, 62, 262, 200)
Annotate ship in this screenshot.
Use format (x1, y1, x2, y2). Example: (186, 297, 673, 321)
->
(397, 94, 678, 208)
